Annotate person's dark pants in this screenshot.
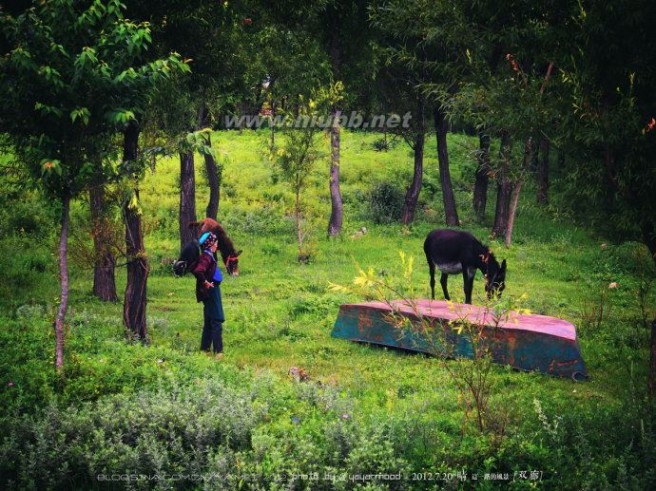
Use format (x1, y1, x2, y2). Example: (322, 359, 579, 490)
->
(201, 318, 223, 353)
(201, 284, 225, 354)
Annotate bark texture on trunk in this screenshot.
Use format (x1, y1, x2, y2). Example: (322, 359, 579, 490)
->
(434, 107, 459, 226)
(401, 101, 425, 225)
(473, 132, 491, 221)
(54, 193, 71, 373)
(198, 105, 220, 220)
(327, 21, 343, 237)
(492, 181, 511, 238)
(90, 184, 118, 302)
(504, 138, 532, 246)
(327, 110, 343, 236)
(505, 179, 523, 247)
(537, 137, 550, 205)
(122, 121, 148, 341)
(204, 134, 220, 220)
(179, 150, 196, 249)
(492, 131, 512, 238)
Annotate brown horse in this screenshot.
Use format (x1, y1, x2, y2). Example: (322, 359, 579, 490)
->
(190, 218, 242, 276)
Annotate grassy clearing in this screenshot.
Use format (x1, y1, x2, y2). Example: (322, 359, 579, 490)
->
(1, 129, 655, 489)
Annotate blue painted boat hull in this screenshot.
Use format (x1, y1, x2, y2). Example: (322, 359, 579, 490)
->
(331, 300, 587, 380)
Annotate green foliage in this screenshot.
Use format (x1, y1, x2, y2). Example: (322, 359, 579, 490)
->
(0, 0, 190, 195)
(0, 237, 56, 309)
(271, 87, 338, 261)
(0, 379, 257, 489)
(367, 182, 405, 224)
(1, 129, 656, 489)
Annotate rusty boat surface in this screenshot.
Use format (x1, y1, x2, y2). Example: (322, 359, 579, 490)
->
(331, 299, 587, 380)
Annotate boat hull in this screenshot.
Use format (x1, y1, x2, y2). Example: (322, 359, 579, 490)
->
(331, 300, 587, 380)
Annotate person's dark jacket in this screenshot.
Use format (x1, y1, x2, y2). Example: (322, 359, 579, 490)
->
(191, 251, 217, 302)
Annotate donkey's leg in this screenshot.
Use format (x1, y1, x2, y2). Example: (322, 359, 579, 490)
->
(440, 273, 450, 300)
(428, 261, 436, 299)
(462, 269, 475, 304)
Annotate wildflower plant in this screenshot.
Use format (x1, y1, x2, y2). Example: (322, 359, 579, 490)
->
(330, 251, 530, 435)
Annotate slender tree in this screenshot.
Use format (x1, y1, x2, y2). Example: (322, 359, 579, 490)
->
(401, 97, 426, 225)
(0, 0, 188, 367)
(121, 121, 148, 340)
(179, 149, 196, 244)
(473, 131, 491, 220)
(90, 165, 119, 302)
(319, 0, 376, 236)
(434, 106, 460, 226)
(373, 0, 466, 227)
(273, 92, 327, 262)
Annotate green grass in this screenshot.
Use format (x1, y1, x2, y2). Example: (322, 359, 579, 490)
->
(1, 129, 655, 489)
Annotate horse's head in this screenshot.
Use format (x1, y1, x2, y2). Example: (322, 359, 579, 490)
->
(484, 256, 507, 300)
(224, 250, 242, 277)
(192, 217, 241, 277)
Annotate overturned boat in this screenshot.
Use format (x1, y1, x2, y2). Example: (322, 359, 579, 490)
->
(331, 299, 587, 380)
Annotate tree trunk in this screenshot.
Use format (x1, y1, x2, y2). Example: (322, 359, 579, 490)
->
(537, 137, 550, 205)
(492, 181, 511, 238)
(492, 131, 512, 238)
(504, 179, 523, 247)
(401, 99, 425, 225)
(473, 131, 491, 221)
(204, 136, 222, 220)
(122, 121, 148, 341)
(327, 109, 343, 236)
(204, 142, 220, 220)
(54, 193, 71, 373)
(90, 183, 118, 302)
(199, 105, 220, 220)
(327, 22, 343, 237)
(434, 106, 459, 226)
(179, 150, 196, 249)
(269, 100, 276, 154)
(295, 187, 303, 259)
(504, 137, 533, 246)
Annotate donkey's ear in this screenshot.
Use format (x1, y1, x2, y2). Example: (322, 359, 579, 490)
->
(237, 250, 243, 256)
(501, 259, 507, 271)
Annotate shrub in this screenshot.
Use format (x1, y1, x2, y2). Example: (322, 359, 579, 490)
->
(368, 182, 404, 224)
(372, 137, 390, 152)
(0, 379, 258, 490)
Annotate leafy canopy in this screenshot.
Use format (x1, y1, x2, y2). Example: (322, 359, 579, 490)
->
(0, 0, 189, 197)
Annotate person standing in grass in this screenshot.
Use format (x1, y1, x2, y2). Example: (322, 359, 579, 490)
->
(191, 232, 225, 359)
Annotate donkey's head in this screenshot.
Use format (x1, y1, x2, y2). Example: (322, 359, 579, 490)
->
(484, 254, 507, 300)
